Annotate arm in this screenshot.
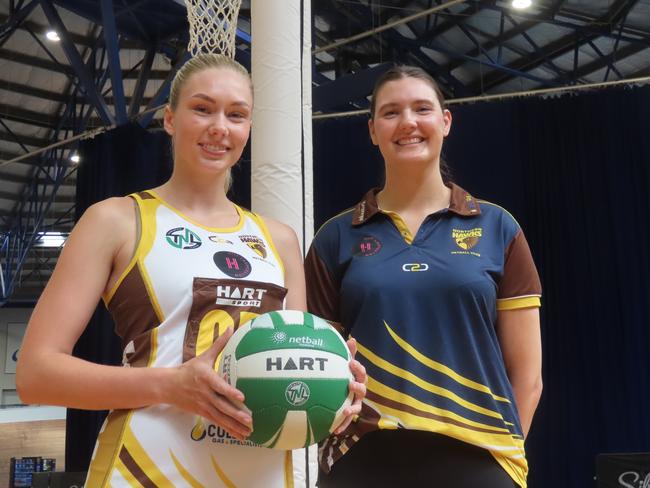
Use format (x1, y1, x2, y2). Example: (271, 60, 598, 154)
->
(16, 199, 252, 439)
(304, 237, 366, 433)
(496, 307, 543, 438)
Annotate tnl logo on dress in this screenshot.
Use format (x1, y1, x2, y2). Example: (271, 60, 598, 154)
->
(166, 227, 201, 249)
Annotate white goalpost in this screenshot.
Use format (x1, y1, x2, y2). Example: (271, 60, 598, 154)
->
(183, 0, 316, 485)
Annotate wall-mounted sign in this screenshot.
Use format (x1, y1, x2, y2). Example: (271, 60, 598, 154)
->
(5, 323, 26, 374)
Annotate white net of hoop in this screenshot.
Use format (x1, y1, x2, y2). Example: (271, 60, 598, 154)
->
(184, 0, 243, 58)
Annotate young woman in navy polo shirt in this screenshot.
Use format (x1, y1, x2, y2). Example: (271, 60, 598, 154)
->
(306, 66, 542, 488)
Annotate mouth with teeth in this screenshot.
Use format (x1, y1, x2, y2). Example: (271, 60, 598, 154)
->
(396, 137, 424, 146)
(199, 143, 229, 156)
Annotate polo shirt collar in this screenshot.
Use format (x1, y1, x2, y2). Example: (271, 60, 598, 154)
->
(351, 183, 481, 226)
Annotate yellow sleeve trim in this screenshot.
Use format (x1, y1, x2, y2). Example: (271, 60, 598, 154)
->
(497, 296, 541, 311)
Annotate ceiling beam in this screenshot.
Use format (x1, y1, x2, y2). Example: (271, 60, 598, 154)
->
(445, 0, 566, 72)
(0, 103, 58, 129)
(470, 0, 640, 91)
(568, 41, 648, 82)
(0, 47, 171, 77)
(0, 129, 47, 148)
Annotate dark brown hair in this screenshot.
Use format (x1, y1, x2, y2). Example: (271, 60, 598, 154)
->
(369, 65, 446, 120)
(369, 65, 452, 182)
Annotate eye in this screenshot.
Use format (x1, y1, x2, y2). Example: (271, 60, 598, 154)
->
(382, 110, 397, 118)
(228, 111, 248, 121)
(193, 105, 210, 114)
(416, 106, 433, 114)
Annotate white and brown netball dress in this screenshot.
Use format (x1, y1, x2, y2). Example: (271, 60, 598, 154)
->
(85, 190, 293, 487)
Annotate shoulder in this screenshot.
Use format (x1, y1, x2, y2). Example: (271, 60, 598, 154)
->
(476, 200, 522, 232)
(81, 196, 135, 222)
(75, 196, 136, 246)
(313, 207, 356, 242)
(260, 215, 299, 248)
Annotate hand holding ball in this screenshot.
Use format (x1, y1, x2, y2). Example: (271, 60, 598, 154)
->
(217, 310, 353, 450)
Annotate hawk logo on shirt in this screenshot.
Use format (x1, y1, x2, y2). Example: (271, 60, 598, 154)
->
(165, 227, 201, 249)
(353, 236, 382, 257)
(452, 228, 482, 250)
(239, 235, 267, 259)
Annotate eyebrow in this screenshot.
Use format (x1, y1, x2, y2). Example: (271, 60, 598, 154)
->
(190, 93, 250, 107)
(378, 99, 435, 111)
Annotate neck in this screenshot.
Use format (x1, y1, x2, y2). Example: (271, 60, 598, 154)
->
(154, 168, 232, 214)
(379, 161, 450, 213)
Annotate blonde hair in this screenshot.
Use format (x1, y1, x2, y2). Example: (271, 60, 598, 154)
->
(168, 53, 252, 191)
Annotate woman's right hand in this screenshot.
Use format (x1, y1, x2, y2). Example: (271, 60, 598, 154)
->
(166, 328, 253, 441)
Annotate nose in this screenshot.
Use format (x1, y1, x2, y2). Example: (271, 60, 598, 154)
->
(398, 110, 417, 130)
(208, 115, 228, 136)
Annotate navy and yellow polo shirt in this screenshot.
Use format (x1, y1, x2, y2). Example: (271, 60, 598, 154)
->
(305, 184, 541, 488)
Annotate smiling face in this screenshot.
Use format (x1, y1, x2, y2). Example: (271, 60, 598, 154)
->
(368, 75, 451, 170)
(164, 66, 253, 176)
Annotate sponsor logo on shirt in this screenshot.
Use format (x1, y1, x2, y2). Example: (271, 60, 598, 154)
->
(215, 284, 267, 307)
(354, 235, 382, 257)
(451, 227, 482, 257)
(165, 227, 201, 249)
(213, 251, 252, 278)
(239, 235, 268, 259)
(209, 236, 233, 245)
(402, 263, 429, 272)
(190, 419, 256, 446)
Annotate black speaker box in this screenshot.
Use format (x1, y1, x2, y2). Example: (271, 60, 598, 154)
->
(31, 471, 86, 488)
(596, 453, 650, 488)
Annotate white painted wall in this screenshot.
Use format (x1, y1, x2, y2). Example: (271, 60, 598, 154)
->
(0, 308, 33, 406)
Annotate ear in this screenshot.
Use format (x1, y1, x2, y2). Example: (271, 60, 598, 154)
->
(442, 109, 452, 137)
(368, 118, 378, 146)
(163, 105, 175, 136)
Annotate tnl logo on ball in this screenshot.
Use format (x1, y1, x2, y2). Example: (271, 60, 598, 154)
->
(285, 381, 310, 406)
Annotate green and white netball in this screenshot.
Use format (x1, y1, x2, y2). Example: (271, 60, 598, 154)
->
(217, 310, 353, 450)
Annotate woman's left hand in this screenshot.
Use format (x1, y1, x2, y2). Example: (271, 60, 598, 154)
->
(334, 337, 367, 435)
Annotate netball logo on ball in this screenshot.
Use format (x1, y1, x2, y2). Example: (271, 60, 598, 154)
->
(285, 381, 310, 406)
(272, 331, 288, 344)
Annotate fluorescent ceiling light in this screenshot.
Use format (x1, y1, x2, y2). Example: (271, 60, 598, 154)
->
(512, 0, 532, 8)
(46, 30, 60, 42)
(34, 232, 69, 248)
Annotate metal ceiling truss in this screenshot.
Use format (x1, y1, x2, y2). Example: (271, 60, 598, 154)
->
(1, 0, 161, 304)
(0, 0, 256, 304)
(311, 0, 648, 108)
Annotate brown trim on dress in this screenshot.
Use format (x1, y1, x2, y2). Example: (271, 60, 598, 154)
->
(136, 191, 156, 200)
(118, 447, 158, 488)
(107, 263, 160, 367)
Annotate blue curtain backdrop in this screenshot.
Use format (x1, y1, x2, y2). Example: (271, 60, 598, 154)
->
(67, 121, 251, 472)
(68, 85, 650, 487)
(312, 85, 650, 488)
